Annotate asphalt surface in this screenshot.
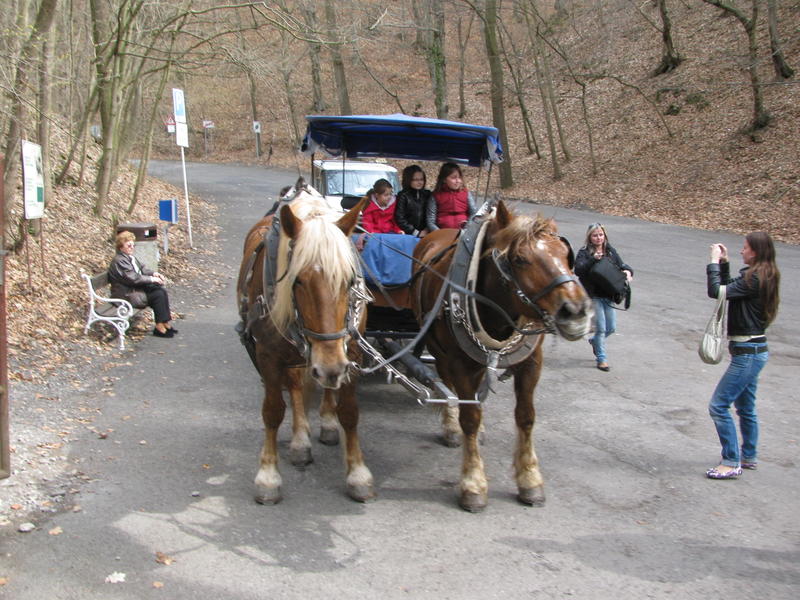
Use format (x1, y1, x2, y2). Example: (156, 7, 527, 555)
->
(2, 160, 798, 599)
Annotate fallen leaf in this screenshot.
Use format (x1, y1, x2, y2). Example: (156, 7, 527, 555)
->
(49, 526, 63, 535)
(155, 551, 175, 565)
(153, 581, 164, 589)
(0, 577, 8, 586)
(10, 504, 22, 510)
(105, 572, 126, 584)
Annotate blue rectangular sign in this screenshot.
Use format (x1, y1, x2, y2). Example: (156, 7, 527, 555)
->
(159, 198, 178, 223)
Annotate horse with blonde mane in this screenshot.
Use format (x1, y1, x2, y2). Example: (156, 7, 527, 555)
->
(237, 184, 373, 504)
(411, 201, 593, 511)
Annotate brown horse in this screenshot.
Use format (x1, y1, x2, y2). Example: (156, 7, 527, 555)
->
(237, 189, 374, 504)
(411, 201, 592, 511)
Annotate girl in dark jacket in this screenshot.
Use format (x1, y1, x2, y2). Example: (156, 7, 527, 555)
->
(574, 223, 633, 372)
(704, 232, 780, 479)
(394, 165, 431, 237)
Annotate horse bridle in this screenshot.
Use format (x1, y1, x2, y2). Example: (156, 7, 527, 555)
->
(489, 235, 578, 334)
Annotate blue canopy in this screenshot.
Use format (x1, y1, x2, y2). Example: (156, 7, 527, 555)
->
(301, 114, 503, 168)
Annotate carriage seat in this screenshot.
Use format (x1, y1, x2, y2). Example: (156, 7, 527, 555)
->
(355, 233, 420, 287)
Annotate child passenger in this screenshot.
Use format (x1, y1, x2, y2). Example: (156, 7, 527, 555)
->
(394, 165, 431, 238)
(361, 178, 403, 234)
(426, 162, 477, 231)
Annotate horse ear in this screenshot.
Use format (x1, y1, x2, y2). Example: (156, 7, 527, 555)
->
(495, 199, 514, 229)
(336, 197, 368, 237)
(280, 204, 302, 239)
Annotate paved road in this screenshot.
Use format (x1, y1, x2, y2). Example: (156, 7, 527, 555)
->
(2, 161, 798, 599)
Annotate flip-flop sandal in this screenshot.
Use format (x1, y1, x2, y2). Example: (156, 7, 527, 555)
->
(741, 461, 758, 470)
(706, 465, 743, 479)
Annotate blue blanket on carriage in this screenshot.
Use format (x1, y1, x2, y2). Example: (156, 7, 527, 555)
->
(355, 233, 420, 287)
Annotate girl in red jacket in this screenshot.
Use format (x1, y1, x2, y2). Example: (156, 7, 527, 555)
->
(426, 162, 477, 231)
(361, 178, 403, 234)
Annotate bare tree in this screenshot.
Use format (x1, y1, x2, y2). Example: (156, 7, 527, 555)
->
(412, 0, 448, 119)
(2, 0, 59, 237)
(701, 0, 769, 131)
(324, 0, 352, 115)
(455, 12, 474, 119)
(766, 0, 794, 80)
(300, 2, 327, 112)
(481, 0, 512, 188)
(652, 0, 682, 75)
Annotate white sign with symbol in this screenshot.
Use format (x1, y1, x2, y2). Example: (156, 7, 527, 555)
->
(253, 121, 261, 133)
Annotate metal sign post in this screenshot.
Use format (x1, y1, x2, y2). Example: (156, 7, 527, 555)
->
(172, 88, 193, 248)
(253, 121, 261, 158)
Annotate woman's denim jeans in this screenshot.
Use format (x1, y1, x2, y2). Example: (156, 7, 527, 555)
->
(590, 298, 616, 363)
(708, 341, 768, 467)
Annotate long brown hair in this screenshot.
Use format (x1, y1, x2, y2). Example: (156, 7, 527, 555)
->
(745, 231, 780, 326)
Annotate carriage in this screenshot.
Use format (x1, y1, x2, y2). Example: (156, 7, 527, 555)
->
(237, 114, 593, 511)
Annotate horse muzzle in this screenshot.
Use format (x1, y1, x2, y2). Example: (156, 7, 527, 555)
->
(554, 297, 594, 341)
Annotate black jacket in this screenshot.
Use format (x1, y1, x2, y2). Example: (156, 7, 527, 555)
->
(707, 262, 766, 336)
(394, 188, 432, 236)
(574, 244, 632, 299)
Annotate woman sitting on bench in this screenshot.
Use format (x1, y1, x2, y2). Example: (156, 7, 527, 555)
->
(108, 231, 177, 338)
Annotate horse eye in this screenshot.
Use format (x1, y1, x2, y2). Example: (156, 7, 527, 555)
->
(512, 254, 530, 266)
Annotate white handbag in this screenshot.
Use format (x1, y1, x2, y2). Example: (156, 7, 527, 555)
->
(698, 285, 727, 364)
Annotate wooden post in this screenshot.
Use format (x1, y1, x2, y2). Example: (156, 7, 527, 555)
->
(1, 156, 10, 479)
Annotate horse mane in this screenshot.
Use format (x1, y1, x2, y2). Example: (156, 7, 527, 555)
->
(270, 191, 359, 334)
(490, 212, 556, 257)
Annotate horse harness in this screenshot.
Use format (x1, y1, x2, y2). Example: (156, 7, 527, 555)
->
(440, 215, 579, 372)
(237, 211, 366, 369)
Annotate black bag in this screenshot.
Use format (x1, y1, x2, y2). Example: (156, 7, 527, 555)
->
(588, 257, 628, 304)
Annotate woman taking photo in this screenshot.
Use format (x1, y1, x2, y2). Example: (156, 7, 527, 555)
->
(574, 223, 633, 372)
(705, 232, 780, 479)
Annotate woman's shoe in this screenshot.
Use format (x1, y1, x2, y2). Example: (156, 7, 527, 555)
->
(597, 362, 610, 372)
(706, 465, 742, 479)
(168, 328, 179, 335)
(153, 328, 174, 338)
(741, 460, 758, 470)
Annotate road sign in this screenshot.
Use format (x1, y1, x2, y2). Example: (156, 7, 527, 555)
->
(172, 88, 186, 124)
(175, 122, 189, 148)
(21, 141, 44, 219)
(253, 121, 261, 133)
(203, 120, 215, 129)
(165, 115, 175, 133)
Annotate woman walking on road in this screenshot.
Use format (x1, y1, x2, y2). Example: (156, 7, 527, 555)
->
(705, 232, 780, 479)
(574, 223, 633, 372)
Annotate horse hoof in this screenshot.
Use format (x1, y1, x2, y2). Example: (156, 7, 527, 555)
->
(347, 484, 376, 503)
(459, 492, 487, 513)
(289, 447, 313, 468)
(255, 489, 282, 505)
(518, 486, 546, 507)
(319, 427, 340, 446)
(441, 431, 462, 448)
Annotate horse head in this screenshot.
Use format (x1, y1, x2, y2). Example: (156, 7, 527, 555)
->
(276, 197, 367, 389)
(482, 201, 593, 341)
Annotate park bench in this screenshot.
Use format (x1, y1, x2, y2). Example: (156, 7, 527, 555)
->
(82, 272, 145, 350)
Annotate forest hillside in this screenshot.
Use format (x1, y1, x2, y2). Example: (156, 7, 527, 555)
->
(150, 1, 799, 243)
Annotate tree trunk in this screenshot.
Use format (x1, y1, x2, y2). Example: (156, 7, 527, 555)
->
(766, 0, 794, 79)
(701, 0, 770, 131)
(455, 15, 473, 118)
(482, 0, 512, 188)
(302, 4, 327, 112)
(497, 20, 539, 157)
(131, 63, 172, 213)
(36, 28, 55, 233)
(531, 28, 561, 180)
(324, 0, 352, 115)
(539, 32, 570, 161)
(1, 0, 59, 232)
(412, 0, 448, 119)
(652, 0, 682, 76)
